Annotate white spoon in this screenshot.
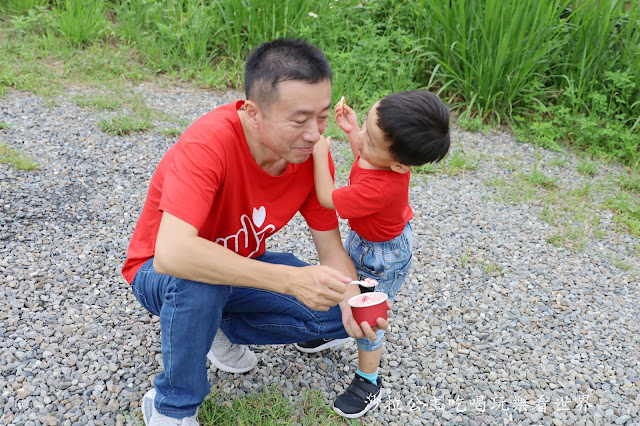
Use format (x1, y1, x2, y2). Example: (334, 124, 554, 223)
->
(349, 279, 377, 288)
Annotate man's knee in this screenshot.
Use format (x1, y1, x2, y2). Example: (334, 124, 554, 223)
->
(169, 279, 231, 316)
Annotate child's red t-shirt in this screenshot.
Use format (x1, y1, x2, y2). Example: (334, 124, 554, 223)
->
(331, 157, 413, 242)
(122, 101, 337, 284)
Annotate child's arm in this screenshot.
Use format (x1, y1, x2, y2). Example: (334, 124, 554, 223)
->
(312, 135, 336, 209)
(334, 99, 361, 159)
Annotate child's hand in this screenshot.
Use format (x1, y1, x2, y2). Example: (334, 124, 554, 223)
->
(313, 135, 331, 157)
(334, 97, 359, 135)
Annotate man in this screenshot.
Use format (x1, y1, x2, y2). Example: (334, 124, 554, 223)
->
(122, 39, 386, 425)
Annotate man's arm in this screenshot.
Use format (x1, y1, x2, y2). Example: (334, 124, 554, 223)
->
(154, 212, 350, 311)
(310, 227, 384, 340)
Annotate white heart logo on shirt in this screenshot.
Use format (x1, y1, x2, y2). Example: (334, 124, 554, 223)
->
(252, 206, 266, 228)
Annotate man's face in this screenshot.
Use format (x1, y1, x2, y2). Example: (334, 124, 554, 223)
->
(255, 79, 332, 164)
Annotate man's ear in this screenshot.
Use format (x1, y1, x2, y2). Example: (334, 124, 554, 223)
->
(390, 162, 411, 174)
(243, 100, 260, 125)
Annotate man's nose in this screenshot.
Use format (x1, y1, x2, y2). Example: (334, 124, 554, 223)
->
(302, 120, 321, 141)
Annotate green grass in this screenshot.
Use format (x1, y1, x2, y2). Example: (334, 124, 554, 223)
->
(606, 191, 640, 236)
(550, 155, 570, 167)
(196, 385, 357, 426)
(99, 114, 153, 136)
(158, 127, 184, 137)
(0, 143, 39, 170)
(459, 252, 470, 268)
(521, 162, 558, 189)
(483, 261, 503, 276)
(73, 93, 126, 111)
(484, 176, 538, 205)
(440, 149, 478, 176)
(485, 165, 613, 250)
(1, 0, 638, 165)
(577, 157, 599, 176)
(455, 116, 488, 133)
(618, 170, 640, 194)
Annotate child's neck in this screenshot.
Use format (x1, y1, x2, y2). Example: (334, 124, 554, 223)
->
(357, 156, 391, 171)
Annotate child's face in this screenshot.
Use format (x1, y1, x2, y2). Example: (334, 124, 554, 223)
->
(358, 102, 396, 169)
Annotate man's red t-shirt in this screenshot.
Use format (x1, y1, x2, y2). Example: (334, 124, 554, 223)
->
(122, 101, 338, 284)
(331, 157, 413, 242)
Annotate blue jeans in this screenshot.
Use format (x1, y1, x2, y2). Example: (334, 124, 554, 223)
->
(344, 222, 413, 352)
(130, 252, 348, 418)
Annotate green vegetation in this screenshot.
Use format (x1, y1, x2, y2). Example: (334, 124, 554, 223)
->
(0, 143, 39, 170)
(99, 114, 153, 136)
(195, 385, 356, 426)
(1, 0, 638, 164)
(440, 149, 478, 177)
(576, 157, 599, 176)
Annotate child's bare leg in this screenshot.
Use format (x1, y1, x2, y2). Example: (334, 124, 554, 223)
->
(358, 347, 382, 374)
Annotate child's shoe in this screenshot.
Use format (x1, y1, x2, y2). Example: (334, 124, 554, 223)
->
(333, 373, 382, 418)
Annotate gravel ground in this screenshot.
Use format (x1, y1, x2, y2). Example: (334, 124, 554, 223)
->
(1, 83, 639, 426)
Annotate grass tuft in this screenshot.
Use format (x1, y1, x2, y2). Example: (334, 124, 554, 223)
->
(606, 192, 640, 236)
(577, 157, 599, 176)
(440, 149, 478, 176)
(99, 114, 153, 136)
(0, 143, 39, 170)
(197, 384, 355, 425)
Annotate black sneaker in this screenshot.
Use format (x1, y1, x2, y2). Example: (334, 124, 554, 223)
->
(293, 337, 350, 353)
(333, 374, 382, 418)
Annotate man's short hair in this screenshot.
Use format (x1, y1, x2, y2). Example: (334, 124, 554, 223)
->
(245, 39, 332, 110)
(377, 90, 450, 166)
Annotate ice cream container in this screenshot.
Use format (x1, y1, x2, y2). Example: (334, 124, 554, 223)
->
(348, 291, 388, 326)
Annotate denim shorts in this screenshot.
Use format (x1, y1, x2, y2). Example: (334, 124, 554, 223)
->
(344, 222, 412, 351)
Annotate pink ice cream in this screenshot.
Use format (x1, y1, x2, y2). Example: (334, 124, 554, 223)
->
(349, 292, 387, 307)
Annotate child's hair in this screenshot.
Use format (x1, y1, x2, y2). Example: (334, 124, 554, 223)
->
(376, 90, 450, 166)
(244, 39, 332, 111)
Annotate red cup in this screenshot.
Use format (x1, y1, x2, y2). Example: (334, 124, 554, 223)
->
(348, 292, 388, 326)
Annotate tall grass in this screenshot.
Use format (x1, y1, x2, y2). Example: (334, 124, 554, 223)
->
(408, 0, 570, 121)
(553, 0, 640, 113)
(1, 0, 639, 164)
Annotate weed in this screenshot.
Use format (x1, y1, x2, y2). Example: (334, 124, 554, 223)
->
(73, 93, 125, 111)
(610, 254, 632, 272)
(441, 149, 478, 177)
(1, 0, 48, 15)
(56, 0, 111, 46)
(577, 157, 599, 176)
(550, 156, 570, 167)
(99, 115, 153, 136)
(483, 261, 503, 276)
(198, 383, 352, 425)
(456, 116, 487, 133)
(0, 143, 39, 170)
(159, 127, 183, 137)
(522, 166, 557, 189)
(484, 176, 537, 204)
(618, 171, 640, 194)
(460, 252, 470, 268)
(606, 192, 640, 236)
(414, 162, 437, 176)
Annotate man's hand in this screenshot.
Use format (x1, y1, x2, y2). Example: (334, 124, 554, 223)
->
(287, 265, 350, 311)
(341, 298, 393, 341)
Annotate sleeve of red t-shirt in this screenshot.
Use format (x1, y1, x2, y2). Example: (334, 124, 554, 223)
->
(300, 152, 339, 231)
(159, 141, 225, 231)
(332, 176, 388, 219)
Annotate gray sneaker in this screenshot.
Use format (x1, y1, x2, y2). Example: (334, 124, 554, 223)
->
(142, 388, 199, 426)
(207, 330, 257, 373)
